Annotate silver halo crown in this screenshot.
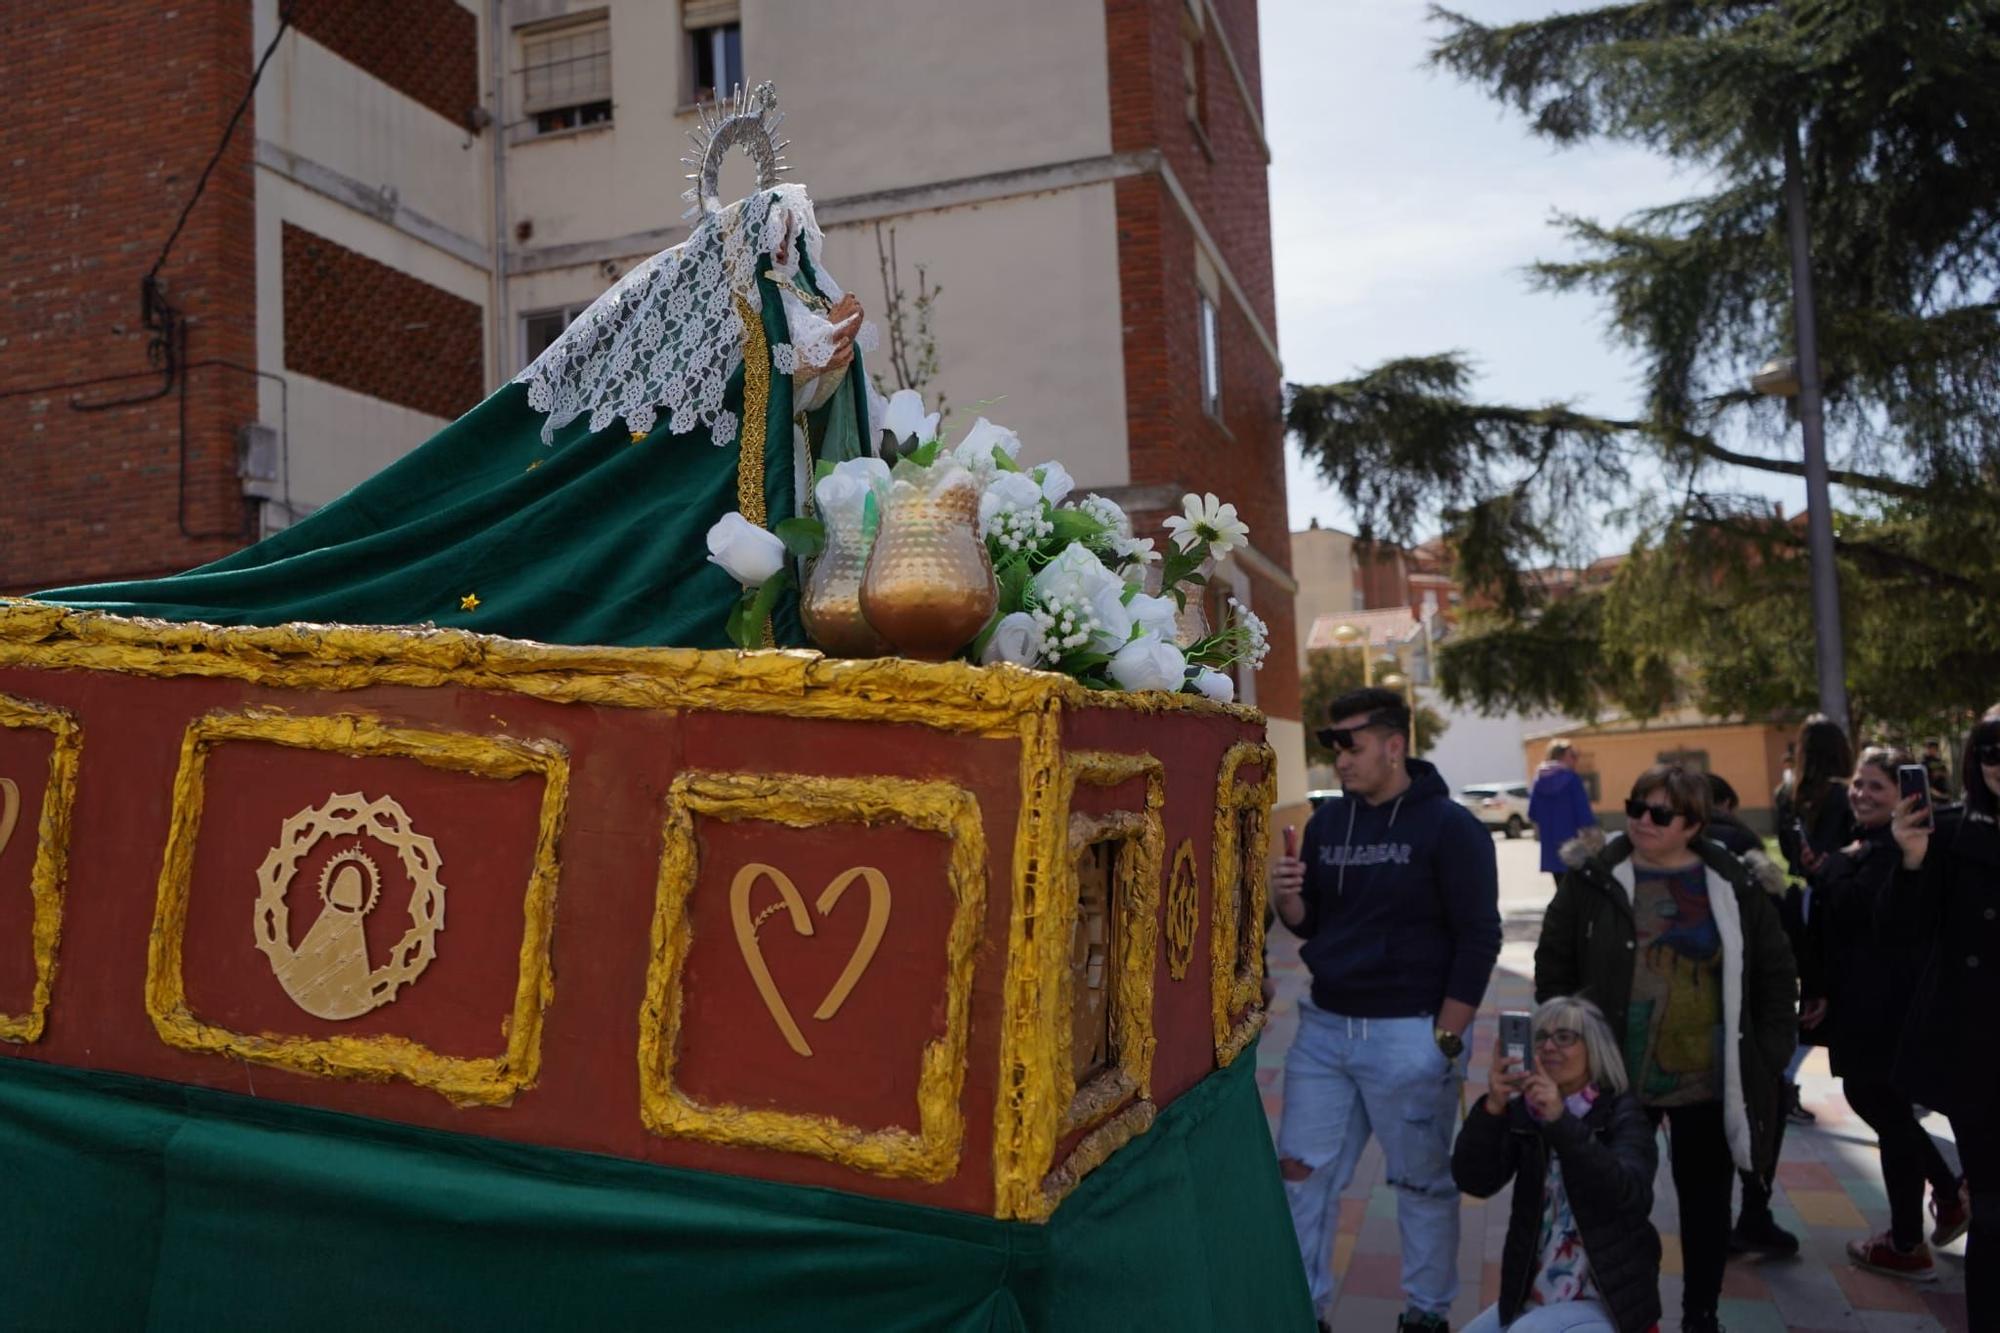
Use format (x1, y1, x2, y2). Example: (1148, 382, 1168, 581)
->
(681, 81, 791, 220)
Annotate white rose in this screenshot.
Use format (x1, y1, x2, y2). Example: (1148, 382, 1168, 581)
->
(980, 611, 1047, 667)
(1127, 592, 1179, 641)
(1032, 543, 1132, 650)
(1192, 667, 1236, 703)
(1033, 459, 1075, 506)
(705, 511, 787, 587)
(1077, 493, 1132, 538)
(1086, 582, 1133, 653)
(815, 456, 892, 526)
(881, 388, 940, 445)
(1108, 633, 1188, 693)
(978, 472, 1046, 536)
(953, 417, 1022, 474)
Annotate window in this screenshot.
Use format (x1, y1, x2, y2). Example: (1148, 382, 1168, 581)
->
(520, 14, 612, 136)
(1656, 748, 1711, 773)
(1180, 8, 1208, 132)
(684, 1, 742, 105)
(1198, 291, 1221, 418)
(521, 303, 591, 369)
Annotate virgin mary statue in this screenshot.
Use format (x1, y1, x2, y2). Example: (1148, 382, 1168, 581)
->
(35, 84, 876, 651)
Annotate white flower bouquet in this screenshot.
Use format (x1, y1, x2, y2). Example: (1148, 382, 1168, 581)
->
(707, 390, 1270, 698)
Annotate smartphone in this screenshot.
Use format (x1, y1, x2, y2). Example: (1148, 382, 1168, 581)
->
(1498, 1010, 1534, 1078)
(1898, 763, 1933, 827)
(1283, 825, 1299, 859)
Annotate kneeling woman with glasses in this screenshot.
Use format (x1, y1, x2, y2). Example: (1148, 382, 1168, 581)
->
(1535, 765, 1798, 1333)
(1454, 997, 1661, 1333)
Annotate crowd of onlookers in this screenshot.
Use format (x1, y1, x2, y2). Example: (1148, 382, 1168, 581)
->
(1272, 689, 1996, 1333)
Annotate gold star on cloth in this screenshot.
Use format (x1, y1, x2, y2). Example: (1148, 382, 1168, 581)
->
(525, 458, 542, 471)
(459, 593, 481, 611)
(629, 430, 648, 444)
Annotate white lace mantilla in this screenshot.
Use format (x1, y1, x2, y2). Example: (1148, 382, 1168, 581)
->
(513, 184, 843, 446)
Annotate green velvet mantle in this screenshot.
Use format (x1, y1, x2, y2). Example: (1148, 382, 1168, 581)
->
(33, 265, 868, 651)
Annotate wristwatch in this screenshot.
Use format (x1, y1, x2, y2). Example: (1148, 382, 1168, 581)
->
(1433, 1027, 1464, 1060)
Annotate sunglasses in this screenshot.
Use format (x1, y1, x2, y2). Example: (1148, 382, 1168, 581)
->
(1317, 721, 1391, 753)
(1976, 725, 2000, 765)
(1533, 1028, 1582, 1050)
(1979, 744, 2000, 766)
(1623, 799, 1680, 827)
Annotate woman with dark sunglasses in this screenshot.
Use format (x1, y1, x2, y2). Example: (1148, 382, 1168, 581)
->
(1453, 996, 1661, 1333)
(1535, 765, 1797, 1333)
(1816, 747, 1967, 1282)
(1891, 706, 2000, 1326)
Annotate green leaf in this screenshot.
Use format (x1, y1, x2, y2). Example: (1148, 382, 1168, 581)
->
(968, 609, 1003, 662)
(775, 516, 825, 559)
(723, 595, 751, 650)
(907, 439, 943, 469)
(744, 569, 794, 630)
(997, 558, 1030, 614)
(1049, 508, 1106, 546)
(813, 459, 837, 483)
(991, 448, 1022, 473)
(1060, 650, 1113, 673)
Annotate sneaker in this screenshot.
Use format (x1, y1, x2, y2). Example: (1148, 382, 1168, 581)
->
(1395, 1313, 1449, 1333)
(1932, 1180, 1972, 1248)
(1681, 1313, 1726, 1333)
(1785, 1083, 1817, 1125)
(1730, 1212, 1802, 1258)
(1846, 1231, 1938, 1281)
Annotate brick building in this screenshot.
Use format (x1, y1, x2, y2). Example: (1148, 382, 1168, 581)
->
(2, 0, 1301, 802)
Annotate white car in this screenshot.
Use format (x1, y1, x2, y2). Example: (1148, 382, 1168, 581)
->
(1458, 782, 1532, 838)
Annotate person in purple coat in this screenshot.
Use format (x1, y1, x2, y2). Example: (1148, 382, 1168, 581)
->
(1530, 742, 1599, 889)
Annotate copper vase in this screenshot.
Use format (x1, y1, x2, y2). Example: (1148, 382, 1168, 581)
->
(800, 514, 890, 658)
(859, 479, 997, 661)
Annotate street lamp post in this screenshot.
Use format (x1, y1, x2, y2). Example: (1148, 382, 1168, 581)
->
(1327, 622, 1372, 686)
(1381, 671, 1416, 753)
(1758, 123, 1850, 733)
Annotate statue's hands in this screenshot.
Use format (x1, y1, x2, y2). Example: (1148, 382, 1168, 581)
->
(808, 294, 864, 379)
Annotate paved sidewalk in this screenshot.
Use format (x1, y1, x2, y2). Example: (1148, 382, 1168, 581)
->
(1258, 835, 1970, 1332)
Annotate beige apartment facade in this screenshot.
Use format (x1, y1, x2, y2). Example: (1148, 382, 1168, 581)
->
(10, 0, 1301, 803)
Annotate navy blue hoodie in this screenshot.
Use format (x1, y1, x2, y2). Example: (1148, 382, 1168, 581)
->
(1290, 758, 1502, 1018)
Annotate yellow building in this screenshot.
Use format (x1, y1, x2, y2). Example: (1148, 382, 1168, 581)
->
(1524, 711, 1792, 832)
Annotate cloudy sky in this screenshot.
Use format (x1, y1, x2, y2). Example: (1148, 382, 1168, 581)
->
(1264, 0, 1806, 547)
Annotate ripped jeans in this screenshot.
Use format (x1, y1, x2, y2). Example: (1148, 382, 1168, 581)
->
(1277, 1004, 1464, 1320)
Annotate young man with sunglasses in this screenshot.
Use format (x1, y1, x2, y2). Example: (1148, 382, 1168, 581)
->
(1271, 688, 1502, 1333)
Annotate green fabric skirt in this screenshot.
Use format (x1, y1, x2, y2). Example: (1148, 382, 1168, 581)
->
(0, 1049, 1310, 1331)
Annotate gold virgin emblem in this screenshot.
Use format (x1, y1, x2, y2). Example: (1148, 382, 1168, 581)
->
(729, 863, 890, 1057)
(253, 793, 445, 1020)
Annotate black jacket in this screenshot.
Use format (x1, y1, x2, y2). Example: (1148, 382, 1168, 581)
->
(1818, 823, 1926, 1082)
(1775, 781, 1856, 880)
(1452, 1090, 1662, 1333)
(1539, 834, 1797, 1179)
(1894, 808, 2000, 1118)
(1707, 811, 1762, 858)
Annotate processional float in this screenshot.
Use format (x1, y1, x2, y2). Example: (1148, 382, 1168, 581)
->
(0, 86, 1309, 1330)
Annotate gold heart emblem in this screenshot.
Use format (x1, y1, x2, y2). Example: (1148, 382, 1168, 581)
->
(730, 863, 890, 1058)
(0, 779, 18, 862)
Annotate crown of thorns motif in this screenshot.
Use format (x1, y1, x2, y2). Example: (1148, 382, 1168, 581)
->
(681, 80, 791, 220)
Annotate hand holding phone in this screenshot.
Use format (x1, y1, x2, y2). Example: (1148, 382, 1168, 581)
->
(1498, 1010, 1534, 1077)
(1897, 763, 1934, 829)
